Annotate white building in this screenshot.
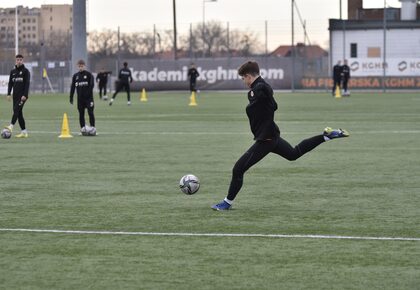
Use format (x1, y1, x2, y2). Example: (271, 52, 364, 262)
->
(329, 0, 420, 76)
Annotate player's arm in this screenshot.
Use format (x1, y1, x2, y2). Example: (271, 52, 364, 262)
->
(90, 73, 95, 90)
(129, 70, 133, 83)
(21, 69, 30, 102)
(69, 75, 76, 104)
(7, 71, 13, 99)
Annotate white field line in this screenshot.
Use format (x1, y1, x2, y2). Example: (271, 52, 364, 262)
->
(0, 228, 419, 242)
(30, 130, 420, 135)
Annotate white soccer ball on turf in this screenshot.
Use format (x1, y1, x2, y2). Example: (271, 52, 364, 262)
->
(1, 128, 12, 139)
(179, 174, 200, 195)
(88, 126, 97, 136)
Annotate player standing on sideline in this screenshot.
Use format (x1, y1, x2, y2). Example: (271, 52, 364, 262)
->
(187, 63, 200, 93)
(211, 61, 349, 211)
(109, 62, 133, 106)
(70, 59, 96, 135)
(341, 59, 351, 96)
(96, 68, 111, 100)
(4, 54, 30, 138)
(332, 60, 342, 96)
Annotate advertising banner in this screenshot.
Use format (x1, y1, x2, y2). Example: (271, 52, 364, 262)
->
(301, 76, 420, 89)
(122, 57, 300, 91)
(349, 58, 420, 76)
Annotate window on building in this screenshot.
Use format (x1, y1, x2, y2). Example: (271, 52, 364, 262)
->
(350, 43, 357, 58)
(367, 47, 381, 58)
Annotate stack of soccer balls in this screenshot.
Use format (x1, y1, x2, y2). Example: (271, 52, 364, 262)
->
(179, 174, 200, 195)
(1, 128, 12, 139)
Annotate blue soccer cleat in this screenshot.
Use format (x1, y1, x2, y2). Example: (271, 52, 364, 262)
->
(211, 200, 232, 211)
(323, 127, 349, 139)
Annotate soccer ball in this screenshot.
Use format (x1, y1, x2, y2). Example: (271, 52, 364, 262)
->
(81, 126, 96, 136)
(1, 128, 12, 139)
(179, 174, 200, 195)
(88, 126, 97, 136)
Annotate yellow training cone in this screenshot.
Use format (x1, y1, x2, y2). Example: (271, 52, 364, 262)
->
(140, 88, 148, 102)
(189, 91, 198, 106)
(335, 85, 342, 99)
(58, 113, 73, 138)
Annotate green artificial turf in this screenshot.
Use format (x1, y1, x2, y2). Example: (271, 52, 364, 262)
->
(0, 91, 419, 289)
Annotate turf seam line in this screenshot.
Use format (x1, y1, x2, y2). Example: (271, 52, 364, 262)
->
(1, 228, 419, 241)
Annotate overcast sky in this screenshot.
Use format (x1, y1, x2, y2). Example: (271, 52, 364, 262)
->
(1, 0, 404, 49)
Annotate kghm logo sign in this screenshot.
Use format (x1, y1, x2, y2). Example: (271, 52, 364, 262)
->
(350, 61, 359, 72)
(398, 61, 407, 72)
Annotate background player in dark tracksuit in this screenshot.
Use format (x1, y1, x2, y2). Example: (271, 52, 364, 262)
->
(70, 59, 96, 135)
(5, 54, 30, 138)
(109, 62, 133, 106)
(332, 60, 342, 96)
(341, 59, 351, 96)
(96, 68, 111, 100)
(212, 61, 349, 210)
(187, 63, 200, 93)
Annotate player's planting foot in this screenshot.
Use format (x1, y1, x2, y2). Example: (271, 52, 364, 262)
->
(323, 127, 349, 139)
(15, 132, 28, 138)
(211, 200, 232, 211)
(103, 95, 108, 100)
(127, 101, 131, 106)
(109, 99, 114, 106)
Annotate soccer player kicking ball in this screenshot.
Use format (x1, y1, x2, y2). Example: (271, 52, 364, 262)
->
(70, 59, 96, 135)
(211, 61, 349, 211)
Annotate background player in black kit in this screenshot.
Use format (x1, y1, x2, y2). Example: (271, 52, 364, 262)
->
(5, 54, 30, 138)
(332, 60, 342, 96)
(212, 61, 349, 210)
(96, 68, 111, 100)
(341, 59, 351, 96)
(109, 62, 133, 106)
(187, 63, 200, 93)
(70, 59, 96, 135)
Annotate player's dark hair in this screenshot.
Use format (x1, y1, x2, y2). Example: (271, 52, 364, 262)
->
(238, 61, 260, 76)
(77, 59, 85, 65)
(15, 54, 24, 59)
(123, 62, 128, 67)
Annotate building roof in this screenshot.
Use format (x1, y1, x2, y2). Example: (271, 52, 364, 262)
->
(329, 19, 420, 31)
(270, 43, 328, 58)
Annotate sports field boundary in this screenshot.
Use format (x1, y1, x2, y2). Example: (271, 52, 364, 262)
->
(1, 228, 419, 242)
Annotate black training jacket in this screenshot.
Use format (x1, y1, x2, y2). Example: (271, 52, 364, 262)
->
(7, 64, 30, 99)
(246, 76, 280, 141)
(188, 68, 200, 82)
(118, 67, 133, 84)
(96, 71, 111, 84)
(70, 70, 95, 103)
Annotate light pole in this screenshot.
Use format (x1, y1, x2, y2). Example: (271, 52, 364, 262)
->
(202, 0, 217, 57)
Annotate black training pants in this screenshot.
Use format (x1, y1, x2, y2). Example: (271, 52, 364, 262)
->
(11, 98, 26, 130)
(98, 83, 107, 98)
(112, 82, 130, 101)
(227, 135, 325, 201)
(78, 101, 95, 128)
